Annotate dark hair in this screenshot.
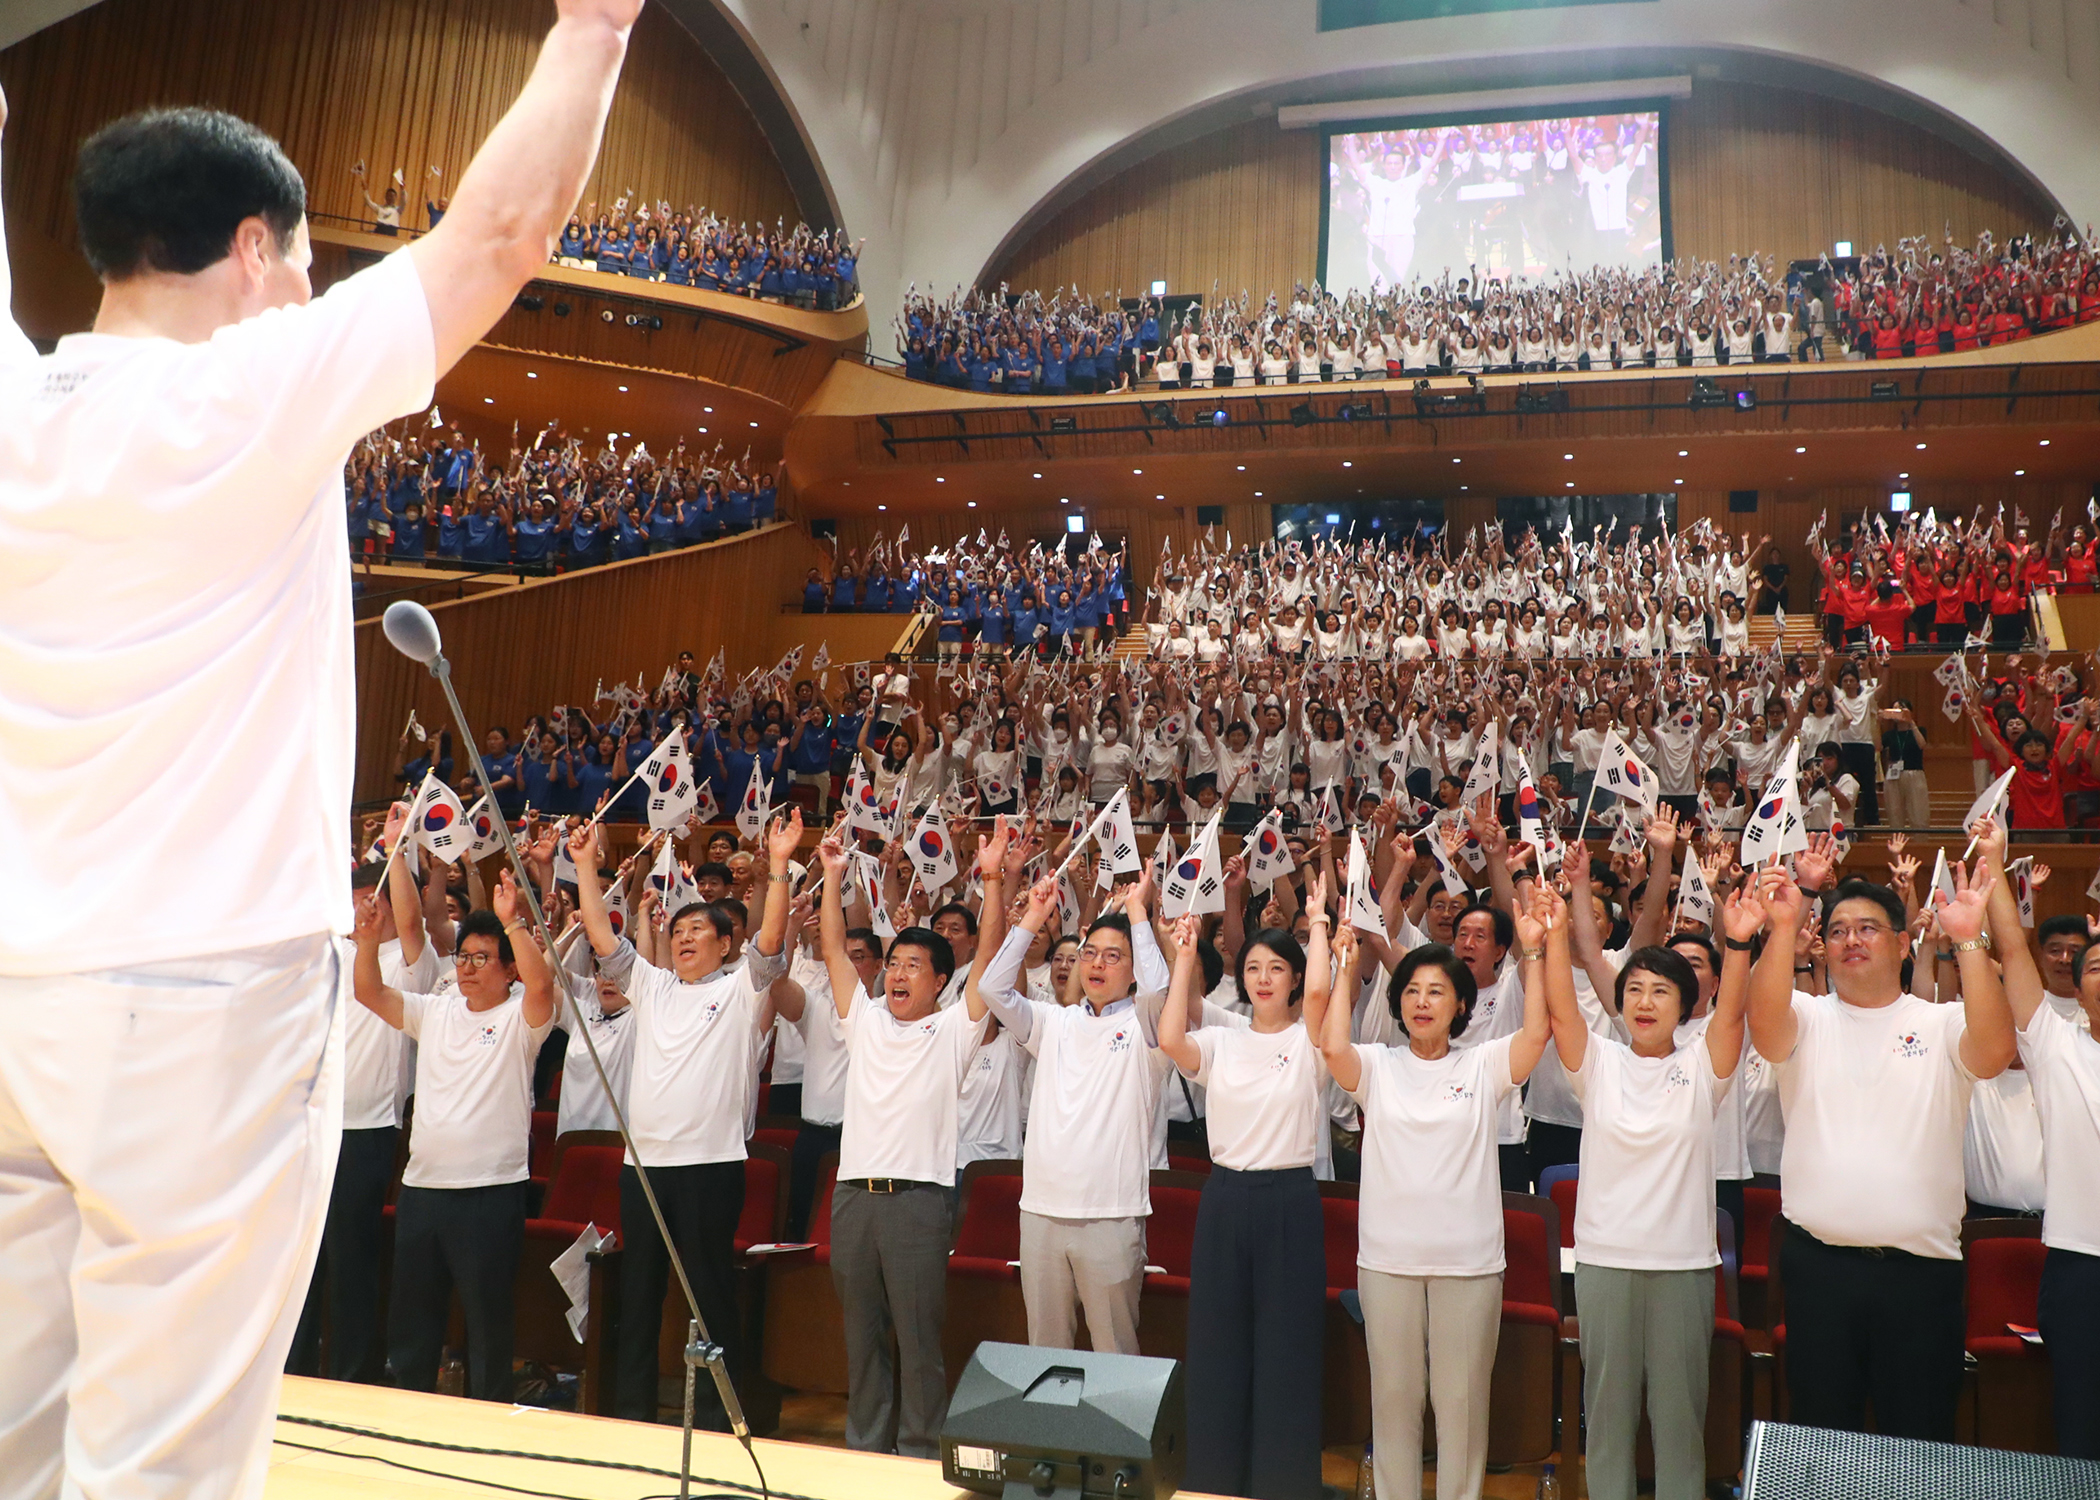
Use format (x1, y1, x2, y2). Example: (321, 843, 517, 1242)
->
(2038, 915, 2089, 947)
(1814, 740, 1843, 763)
(718, 897, 749, 931)
(667, 902, 736, 940)
(351, 862, 387, 892)
(693, 861, 735, 886)
(1233, 928, 1307, 1010)
(888, 926, 956, 982)
(456, 908, 514, 967)
(1195, 938, 1226, 994)
(1666, 931, 1721, 976)
(931, 901, 979, 935)
(1387, 944, 1479, 1036)
(2016, 730, 2053, 757)
(1616, 945, 1700, 1026)
(843, 926, 882, 955)
(75, 108, 306, 279)
(1822, 878, 1905, 933)
(1455, 900, 1514, 954)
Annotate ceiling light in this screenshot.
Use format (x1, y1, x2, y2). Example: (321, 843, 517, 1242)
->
(1236, 465, 1247, 471)
(1678, 449, 1688, 457)
(1033, 472, 1043, 478)
(877, 504, 887, 511)
(483, 397, 493, 404)
(1916, 442, 1927, 450)
(1452, 458, 1461, 464)
(1460, 485, 1469, 491)
(703, 406, 713, 413)
(1060, 498, 1069, 504)
(750, 421, 759, 428)
(1342, 461, 1353, 468)
(2016, 469, 2026, 476)
(968, 500, 978, 507)
(1674, 478, 1684, 485)
(1565, 482, 1574, 488)
(1563, 453, 1574, 460)
(1155, 494, 1164, 500)
(1254, 491, 1263, 497)
(2039, 439, 2051, 446)
(1898, 472, 1907, 479)
(618, 385, 628, 392)
(935, 477, 944, 483)
(698, 427, 707, 433)
(1795, 446, 1807, 454)
(1133, 468, 1143, 475)
(526, 372, 538, 380)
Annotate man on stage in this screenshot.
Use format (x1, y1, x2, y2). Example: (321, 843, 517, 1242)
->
(0, 2, 644, 1494)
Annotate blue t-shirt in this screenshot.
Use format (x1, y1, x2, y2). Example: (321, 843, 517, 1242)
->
(979, 605, 1010, 646)
(755, 481, 777, 524)
(434, 511, 465, 558)
(864, 576, 892, 612)
(788, 720, 835, 774)
(463, 512, 506, 564)
(612, 516, 648, 561)
(722, 486, 754, 530)
(520, 752, 557, 812)
(1049, 599, 1077, 634)
(938, 603, 967, 642)
(391, 516, 427, 560)
(512, 518, 550, 563)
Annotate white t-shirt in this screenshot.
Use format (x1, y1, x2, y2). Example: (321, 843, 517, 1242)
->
(602, 942, 785, 1169)
(554, 972, 636, 1138)
(836, 984, 980, 1186)
(957, 1023, 1027, 1166)
(1962, 1067, 2045, 1213)
(0, 250, 436, 974)
(345, 937, 437, 1130)
(790, 949, 851, 1127)
(1572, 1033, 1730, 1270)
(1349, 1035, 1516, 1276)
(1775, 991, 1975, 1259)
(2017, 1003, 2100, 1256)
(1188, 1021, 1325, 1172)
(398, 984, 552, 1190)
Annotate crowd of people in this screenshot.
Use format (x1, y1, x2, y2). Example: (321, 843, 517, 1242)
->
(334, 647, 2100, 1500)
(350, 166, 862, 309)
(344, 418, 782, 571)
(896, 224, 2100, 394)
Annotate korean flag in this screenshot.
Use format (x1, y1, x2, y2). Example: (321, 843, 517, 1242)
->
(462, 795, 506, 862)
(409, 773, 471, 862)
(1162, 809, 1225, 919)
(1740, 742, 1808, 863)
(1513, 761, 1551, 867)
(1096, 787, 1142, 874)
(911, 807, 958, 892)
(640, 733, 700, 832)
(1597, 729, 1656, 811)
(735, 758, 770, 840)
(1346, 829, 1388, 943)
(1244, 812, 1296, 891)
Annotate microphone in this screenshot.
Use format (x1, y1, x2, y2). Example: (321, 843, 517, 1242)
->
(376, 610, 763, 1500)
(381, 600, 444, 666)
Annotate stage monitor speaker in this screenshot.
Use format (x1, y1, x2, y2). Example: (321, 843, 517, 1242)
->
(941, 1342, 1183, 1500)
(1742, 1420, 2100, 1500)
(1729, 489, 1758, 513)
(1196, 505, 1224, 526)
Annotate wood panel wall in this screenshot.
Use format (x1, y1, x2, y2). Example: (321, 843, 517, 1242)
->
(829, 501, 1272, 584)
(355, 521, 818, 802)
(990, 81, 2056, 297)
(0, 0, 797, 340)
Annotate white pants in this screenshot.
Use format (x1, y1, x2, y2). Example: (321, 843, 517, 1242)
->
(1018, 1211, 1144, 1354)
(0, 935, 342, 1500)
(1358, 1268, 1502, 1500)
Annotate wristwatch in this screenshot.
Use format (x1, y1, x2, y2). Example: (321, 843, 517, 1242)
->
(1952, 934, 1992, 953)
(1723, 936, 1754, 952)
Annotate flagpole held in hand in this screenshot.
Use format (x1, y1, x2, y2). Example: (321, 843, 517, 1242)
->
(378, 602, 755, 1493)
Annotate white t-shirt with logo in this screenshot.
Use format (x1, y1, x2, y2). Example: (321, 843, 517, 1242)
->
(601, 942, 786, 1168)
(398, 983, 552, 1190)
(1963, 1067, 2046, 1213)
(836, 984, 981, 1186)
(790, 949, 851, 1127)
(554, 971, 636, 1138)
(1775, 991, 1975, 1259)
(1349, 1035, 1516, 1276)
(2017, 1003, 2100, 1256)
(1452, 963, 1528, 1144)
(957, 1023, 1026, 1167)
(1572, 1033, 1730, 1270)
(1, 250, 436, 974)
(1188, 1020, 1325, 1172)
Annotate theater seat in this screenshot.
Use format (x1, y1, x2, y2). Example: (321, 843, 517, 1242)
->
(1739, 1186, 1782, 1330)
(1490, 1194, 1562, 1466)
(944, 1160, 1028, 1391)
(759, 1153, 846, 1394)
(1318, 1189, 1371, 1448)
(1137, 1173, 1205, 1362)
(1547, 1177, 1578, 1249)
(527, 1108, 558, 1212)
(515, 1142, 628, 1413)
(1964, 1229, 2053, 1454)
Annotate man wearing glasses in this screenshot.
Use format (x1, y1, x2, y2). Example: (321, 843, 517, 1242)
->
(350, 870, 555, 1400)
(1745, 861, 2015, 1439)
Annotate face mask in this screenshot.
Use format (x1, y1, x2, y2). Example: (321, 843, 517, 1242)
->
(1100, 728, 1119, 744)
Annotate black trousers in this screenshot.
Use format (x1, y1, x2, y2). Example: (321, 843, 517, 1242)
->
(289, 1125, 398, 1382)
(1776, 1218, 1964, 1439)
(1717, 1177, 1746, 1262)
(788, 1121, 843, 1241)
(1499, 1142, 1532, 1194)
(389, 1181, 526, 1400)
(1184, 1166, 1325, 1500)
(1526, 1121, 1582, 1184)
(766, 1082, 803, 1121)
(1840, 743, 1880, 825)
(615, 1161, 745, 1424)
(2038, 1246, 2100, 1458)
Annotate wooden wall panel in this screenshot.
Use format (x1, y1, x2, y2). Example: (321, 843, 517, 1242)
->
(989, 81, 2055, 298)
(355, 521, 817, 802)
(0, 0, 797, 340)
(829, 502, 1271, 585)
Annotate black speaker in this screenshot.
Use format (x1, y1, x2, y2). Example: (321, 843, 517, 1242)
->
(1729, 489, 1759, 513)
(941, 1342, 1183, 1500)
(1196, 505, 1224, 526)
(1742, 1420, 2100, 1499)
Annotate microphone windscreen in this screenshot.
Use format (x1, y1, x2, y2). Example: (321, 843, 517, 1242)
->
(382, 600, 443, 664)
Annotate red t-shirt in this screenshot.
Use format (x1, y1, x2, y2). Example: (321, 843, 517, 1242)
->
(1839, 582, 1873, 629)
(2068, 549, 2098, 585)
(2008, 759, 2066, 829)
(1862, 597, 1911, 643)
(1989, 583, 2025, 615)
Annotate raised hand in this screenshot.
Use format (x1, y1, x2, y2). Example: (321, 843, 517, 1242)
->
(978, 814, 1012, 876)
(1514, 887, 1549, 952)
(1026, 874, 1060, 921)
(383, 799, 411, 847)
(766, 808, 805, 865)
(1933, 858, 1996, 943)
(1171, 912, 1202, 951)
(1795, 830, 1842, 893)
(1757, 864, 1807, 931)
(491, 868, 525, 929)
(564, 819, 595, 864)
(1646, 802, 1680, 857)
(1721, 882, 1766, 945)
(353, 892, 385, 943)
(1970, 812, 2007, 868)
(1561, 835, 1591, 885)
(816, 826, 852, 882)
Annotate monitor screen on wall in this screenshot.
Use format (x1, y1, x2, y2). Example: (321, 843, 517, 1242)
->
(1320, 106, 1667, 298)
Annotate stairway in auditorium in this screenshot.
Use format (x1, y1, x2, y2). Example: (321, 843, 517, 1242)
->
(1111, 622, 1151, 661)
(1747, 612, 1823, 654)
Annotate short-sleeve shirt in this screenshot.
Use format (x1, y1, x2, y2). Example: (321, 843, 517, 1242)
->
(1189, 1021, 1325, 1172)
(2017, 1003, 2100, 1257)
(1572, 1033, 1730, 1270)
(1, 250, 436, 974)
(1349, 1035, 1516, 1276)
(399, 984, 553, 1190)
(837, 984, 981, 1185)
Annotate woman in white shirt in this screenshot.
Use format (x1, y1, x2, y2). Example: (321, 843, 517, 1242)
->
(1392, 614, 1433, 661)
(1541, 888, 1753, 1500)
(973, 719, 1024, 816)
(1161, 904, 1330, 1500)
(1317, 890, 1552, 1500)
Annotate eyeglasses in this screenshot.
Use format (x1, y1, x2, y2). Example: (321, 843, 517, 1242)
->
(457, 951, 501, 971)
(1825, 921, 1892, 946)
(1079, 945, 1129, 964)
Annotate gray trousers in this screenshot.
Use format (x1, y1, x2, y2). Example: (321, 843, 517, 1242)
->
(829, 1182, 955, 1457)
(1358, 1269, 1501, 1500)
(1573, 1263, 1712, 1500)
(1018, 1211, 1144, 1354)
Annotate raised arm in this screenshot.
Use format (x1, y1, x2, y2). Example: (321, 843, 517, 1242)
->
(814, 823, 863, 1020)
(567, 821, 621, 958)
(1157, 913, 1205, 1075)
(408, 0, 644, 374)
(1934, 853, 2015, 1079)
(492, 869, 556, 1029)
(1508, 882, 1558, 1084)
(751, 810, 804, 960)
(1708, 882, 1761, 1078)
(1745, 865, 1804, 1062)
(350, 890, 406, 1029)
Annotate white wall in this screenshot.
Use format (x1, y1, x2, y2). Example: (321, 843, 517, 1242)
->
(711, 0, 2100, 346)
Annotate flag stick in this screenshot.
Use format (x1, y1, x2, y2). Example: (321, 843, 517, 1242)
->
(1576, 775, 1601, 839)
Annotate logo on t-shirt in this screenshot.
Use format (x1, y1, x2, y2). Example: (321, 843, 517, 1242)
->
(1664, 1063, 1691, 1092)
(1270, 1050, 1294, 1073)
(477, 1024, 498, 1047)
(1108, 1028, 1132, 1054)
(1893, 1031, 1929, 1059)
(1442, 1079, 1474, 1103)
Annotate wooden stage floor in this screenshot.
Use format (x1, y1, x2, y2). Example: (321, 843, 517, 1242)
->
(268, 1377, 1586, 1498)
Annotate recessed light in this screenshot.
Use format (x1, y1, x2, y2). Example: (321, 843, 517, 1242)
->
(1155, 493, 1165, 500)
(1563, 453, 1574, 461)
(1133, 468, 1143, 475)
(1674, 478, 1684, 485)
(2016, 469, 2026, 476)
(2040, 439, 2051, 446)
(703, 406, 713, 413)
(750, 421, 759, 428)
(1678, 449, 1688, 457)
(968, 500, 978, 507)
(1452, 458, 1461, 464)
(1795, 446, 1807, 454)
(1060, 498, 1069, 504)
(526, 372, 538, 379)
(1254, 491, 1263, 497)
(1342, 461, 1353, 468)
(1460, 485, 1469, 491)
(1565, 482, 1574, 488)
(1916, 442, 1927, 450)
(1033, 472, 1043, 478)
(618, 385, 628, 392)
(483, 397, 493, 404)
(698, 427, 707, 434)
(1898, 472, 1907, 479)
(935, 477, 945, 483)
(1236, 465, 1247, 471)
(877, 504, 887, 511)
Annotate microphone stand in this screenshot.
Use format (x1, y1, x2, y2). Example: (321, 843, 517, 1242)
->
(390, 616, 760, 1500)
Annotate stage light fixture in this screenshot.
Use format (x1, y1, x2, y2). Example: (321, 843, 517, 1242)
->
(1733, 389, 1758, 411)
(1146, 402, 1180, 428)
(601, 309, 615, 323)
(1514, 384, 1568, 414)
(553, 302, 571, 317)
(516, 294, 543, 312)
(1289, 402, 1316, 427)
(1689, 377, 1729, 410)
